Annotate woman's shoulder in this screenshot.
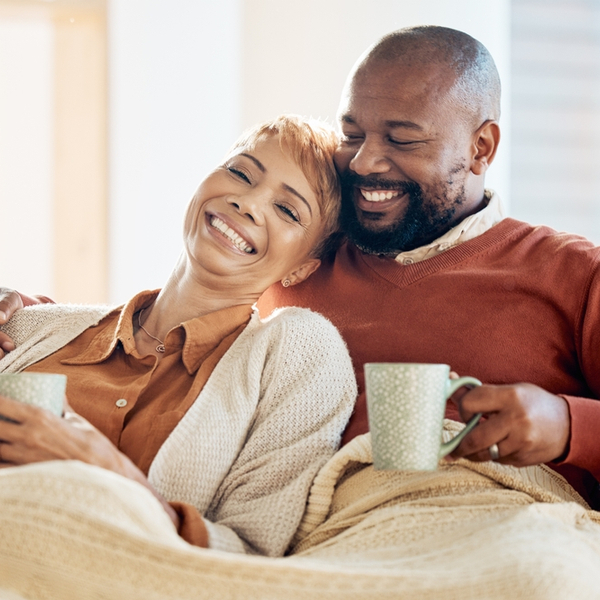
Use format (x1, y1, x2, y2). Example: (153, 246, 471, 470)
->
(247, 305, 350, 357)
(254, 305, 341, 336)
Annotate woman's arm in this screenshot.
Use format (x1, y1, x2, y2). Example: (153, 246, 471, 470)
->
(0, 395, 180, 529)
(194, 310, 357, 555)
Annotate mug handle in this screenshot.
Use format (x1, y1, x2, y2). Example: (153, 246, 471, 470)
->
(439, 376, 483, 458)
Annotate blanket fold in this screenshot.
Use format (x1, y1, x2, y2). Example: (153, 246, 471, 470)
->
(1, 425, 600, 600)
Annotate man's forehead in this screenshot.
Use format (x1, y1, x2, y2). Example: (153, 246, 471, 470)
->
(338, 59, 457, 121)
(353, 58, 453, 94)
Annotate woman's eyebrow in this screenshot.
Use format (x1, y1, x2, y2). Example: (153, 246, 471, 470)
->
(282, 184, 312, 217)
(239, 153, 265, 172)
(239, 152, 313, 217)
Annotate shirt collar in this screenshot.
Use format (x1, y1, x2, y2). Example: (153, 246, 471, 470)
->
(62, 290, 253, 374)
(394, 190, 505, 265)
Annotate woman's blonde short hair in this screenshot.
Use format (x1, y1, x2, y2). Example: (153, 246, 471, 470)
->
(225, 115, 342, 258)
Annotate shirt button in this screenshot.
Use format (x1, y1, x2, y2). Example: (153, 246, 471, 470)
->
(404, 257, 414, 265)
(115, 399, 128, 408)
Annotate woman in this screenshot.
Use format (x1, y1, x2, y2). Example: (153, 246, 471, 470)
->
(0, 115, 356, 557)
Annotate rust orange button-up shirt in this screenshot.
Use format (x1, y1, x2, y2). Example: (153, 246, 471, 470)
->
(24, 290, 253, 546)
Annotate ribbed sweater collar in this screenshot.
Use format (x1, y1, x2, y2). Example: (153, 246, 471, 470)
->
(352, 218, 530, 288)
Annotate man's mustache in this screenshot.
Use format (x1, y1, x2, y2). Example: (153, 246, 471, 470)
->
(340, 172, 418, 194)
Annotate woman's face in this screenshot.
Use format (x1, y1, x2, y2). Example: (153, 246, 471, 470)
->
(183, 135, 324, 294)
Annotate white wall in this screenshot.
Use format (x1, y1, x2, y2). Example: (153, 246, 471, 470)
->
(0, 13, 54, 295)
(108, 0, 242, 303)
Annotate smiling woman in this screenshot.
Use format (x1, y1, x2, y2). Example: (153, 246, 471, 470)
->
(0, 115, 356, 559)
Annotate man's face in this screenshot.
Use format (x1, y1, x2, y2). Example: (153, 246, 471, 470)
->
(334, 59, 478, 254)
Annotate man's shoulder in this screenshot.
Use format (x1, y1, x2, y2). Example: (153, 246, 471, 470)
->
(503, 218, 600, 259)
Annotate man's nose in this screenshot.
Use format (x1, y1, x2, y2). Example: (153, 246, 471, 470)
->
(348, 138, 391, 176)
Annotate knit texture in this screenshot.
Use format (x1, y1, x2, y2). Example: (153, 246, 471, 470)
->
(1, 428, 600, 599)
(0, 303, 357, 556)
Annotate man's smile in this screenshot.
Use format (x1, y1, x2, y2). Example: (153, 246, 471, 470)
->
(355, 187, 409, 214)
(359, 189, 400, 202)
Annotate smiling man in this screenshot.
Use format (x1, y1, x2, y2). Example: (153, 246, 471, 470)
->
(260, 25, 600, 509)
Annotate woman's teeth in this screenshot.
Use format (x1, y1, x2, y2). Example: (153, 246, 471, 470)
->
(360, 189, 400, 202)
(210, 216, 254, 253)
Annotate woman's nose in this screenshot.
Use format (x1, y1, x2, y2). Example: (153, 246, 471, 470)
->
(226, 192, 265, 226)
(348, 138, 391, 176)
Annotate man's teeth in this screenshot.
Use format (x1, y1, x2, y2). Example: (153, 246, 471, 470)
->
(210, 216, 254, 253)
(360, 189, 400, 202)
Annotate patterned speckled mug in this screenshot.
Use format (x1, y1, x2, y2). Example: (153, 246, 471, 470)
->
(0, 373, 66, 419)
(365, 363, 482, 471)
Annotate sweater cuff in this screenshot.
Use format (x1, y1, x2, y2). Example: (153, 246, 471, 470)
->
(554, 394, 600, 478)
(169, 501, 209, 547)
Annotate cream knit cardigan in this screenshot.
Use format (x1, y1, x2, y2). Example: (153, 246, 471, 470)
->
(0, 303, 357, 557)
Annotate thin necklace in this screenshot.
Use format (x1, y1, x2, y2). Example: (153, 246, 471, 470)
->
(138, 308, 165, 353)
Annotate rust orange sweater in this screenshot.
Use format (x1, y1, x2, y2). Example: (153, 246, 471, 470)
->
(259, 218, 600, 508)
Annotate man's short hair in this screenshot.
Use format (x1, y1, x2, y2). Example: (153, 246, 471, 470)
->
(364, 25, 501, 125)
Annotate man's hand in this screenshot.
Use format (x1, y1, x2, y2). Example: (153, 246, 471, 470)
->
(0, 395, 180, 529)
(0, 288, 24, 358)
(448, 383, 571, 467)
(0, 288, 52, 358)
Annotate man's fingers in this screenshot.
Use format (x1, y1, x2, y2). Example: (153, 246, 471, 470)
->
(452, 385, 507, 421)
(0, 333, 15, 357)
(450, 412, 510, 460)
(0, 288, 23, 325)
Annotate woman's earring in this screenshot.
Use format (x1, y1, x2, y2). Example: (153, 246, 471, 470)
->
(282, 279, 291, 288)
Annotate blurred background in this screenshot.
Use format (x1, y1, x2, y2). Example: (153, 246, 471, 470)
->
(0, 0, 596, 304)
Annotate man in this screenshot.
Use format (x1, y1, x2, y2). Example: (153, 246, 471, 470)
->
(258, 25, 600, 508)
(2, 25, 600, 507)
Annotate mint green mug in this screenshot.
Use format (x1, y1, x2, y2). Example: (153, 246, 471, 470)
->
(0, 373, 66, 419)
(365, 363, 482, 471)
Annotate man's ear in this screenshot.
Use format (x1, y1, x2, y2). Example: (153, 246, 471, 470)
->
(470, 120, 500, 176)
(283, 258, 321, 287)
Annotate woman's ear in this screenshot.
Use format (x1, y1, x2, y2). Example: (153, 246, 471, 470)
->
(470, 120, 500, 176)
(281, 258, 321, 287)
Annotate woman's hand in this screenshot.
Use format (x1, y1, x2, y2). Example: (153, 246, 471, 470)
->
(0, 395, 180, 529)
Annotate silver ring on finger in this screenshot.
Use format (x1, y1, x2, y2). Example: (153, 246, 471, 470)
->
(488, 443, 500, 461)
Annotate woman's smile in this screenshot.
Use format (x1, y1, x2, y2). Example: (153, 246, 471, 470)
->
(183, 134, 326, 291)
(207, 213, 256, 254)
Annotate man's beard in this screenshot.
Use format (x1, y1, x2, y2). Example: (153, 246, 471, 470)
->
(339, 173, 465, 255)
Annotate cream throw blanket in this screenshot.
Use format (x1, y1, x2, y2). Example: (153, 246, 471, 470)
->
(1, 423, 600, 599)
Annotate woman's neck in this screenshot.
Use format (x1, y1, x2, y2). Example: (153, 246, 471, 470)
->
(138, 255, 258, 341)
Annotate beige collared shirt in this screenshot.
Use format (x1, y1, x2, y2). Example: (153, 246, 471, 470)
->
(394, 190, 505, 265)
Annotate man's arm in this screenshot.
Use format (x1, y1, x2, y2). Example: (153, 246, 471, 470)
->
(0, 289, 52, 358)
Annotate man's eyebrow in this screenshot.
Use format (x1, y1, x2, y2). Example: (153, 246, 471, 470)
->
(340, 114, 424, 131)
(239, 152, 312, 216)
(386, 120, 424, 131)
